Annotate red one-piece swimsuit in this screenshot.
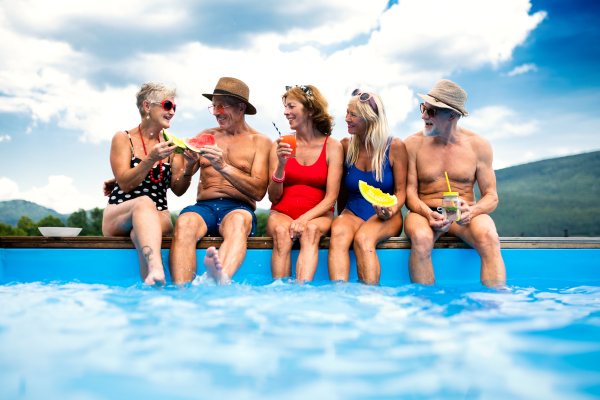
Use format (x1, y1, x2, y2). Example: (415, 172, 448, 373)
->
(271, 137, 334, 220)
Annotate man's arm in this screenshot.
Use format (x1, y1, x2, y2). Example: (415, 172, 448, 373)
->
(405, 135, 429, 217)
(201, 134, 272, 201)
(471, 137, 499, 218)
(405, 135, 450, 231)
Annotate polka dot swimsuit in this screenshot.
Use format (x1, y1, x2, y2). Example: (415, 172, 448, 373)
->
(107, 130, 171, 211)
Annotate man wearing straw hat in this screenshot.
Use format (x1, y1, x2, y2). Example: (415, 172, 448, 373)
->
(404, 79, 506, 287)
(169, 77, 271, 285)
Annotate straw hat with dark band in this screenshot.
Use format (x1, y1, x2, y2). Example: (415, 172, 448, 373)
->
(417, 79, 469, 116)
(202, 77, 257, 115)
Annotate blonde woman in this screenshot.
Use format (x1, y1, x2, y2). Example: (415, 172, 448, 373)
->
(328, 89, 408, 285)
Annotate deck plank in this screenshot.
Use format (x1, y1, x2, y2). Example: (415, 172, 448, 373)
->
(1, 236, 599, 249)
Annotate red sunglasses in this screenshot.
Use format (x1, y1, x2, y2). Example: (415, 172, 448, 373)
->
(150, 100, 176, 112)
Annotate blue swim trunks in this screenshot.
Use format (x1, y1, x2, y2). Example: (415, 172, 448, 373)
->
(180, 198, 257, 237)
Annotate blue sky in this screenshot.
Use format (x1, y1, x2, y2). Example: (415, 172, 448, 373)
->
(0, 0, 598, 213)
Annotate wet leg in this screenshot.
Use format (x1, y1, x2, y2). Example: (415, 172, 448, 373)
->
(103, 197, 170, 286)
(450, 215, 506, 287)
(328, 211, 363, 281)
(169, 212, 208, 284)
(404, 212, 443, 285)
(217, 210, 254, 283)
(296, 214, 333, 282)
(353, 212, 403, 285)
(266, 211, 294, 279)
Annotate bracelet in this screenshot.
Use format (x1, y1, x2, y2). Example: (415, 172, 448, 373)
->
(272, 171, 285, 183)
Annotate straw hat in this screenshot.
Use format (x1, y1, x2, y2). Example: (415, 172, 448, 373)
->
(417, 79, 469, 116)
(202, 77, 257, 115)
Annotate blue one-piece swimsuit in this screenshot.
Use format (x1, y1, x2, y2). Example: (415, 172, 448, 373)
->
(344, 138, 394, 221)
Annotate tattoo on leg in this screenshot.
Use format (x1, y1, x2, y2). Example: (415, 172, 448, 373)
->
(142, 246, 154, 261)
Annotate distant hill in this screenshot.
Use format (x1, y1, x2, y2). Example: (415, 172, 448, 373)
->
(487, 151, 600, 236)
(0, 200, 69, 226)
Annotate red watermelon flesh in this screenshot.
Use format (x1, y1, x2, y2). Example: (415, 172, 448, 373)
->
(184, 135, 216, 153)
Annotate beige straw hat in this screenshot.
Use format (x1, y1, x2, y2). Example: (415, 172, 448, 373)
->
(417, 79, 469, 116)
(202, 77, 257, 115)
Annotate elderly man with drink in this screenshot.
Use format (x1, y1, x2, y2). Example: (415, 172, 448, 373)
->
(404, 79, 506, 287)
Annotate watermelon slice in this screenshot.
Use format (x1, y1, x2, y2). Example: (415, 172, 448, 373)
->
(358, 180, 397, 207)
(184, 135, 216, 153)
(162, 129, 187, 154)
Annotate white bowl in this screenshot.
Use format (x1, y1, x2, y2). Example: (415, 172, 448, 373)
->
(38, 227, 82, 237)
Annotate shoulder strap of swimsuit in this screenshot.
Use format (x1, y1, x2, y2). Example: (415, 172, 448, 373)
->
(317, 135, 328, 163)
(124, 130, 135, 158)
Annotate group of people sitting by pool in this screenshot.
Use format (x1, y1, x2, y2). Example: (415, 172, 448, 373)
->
(102, 77, 507, 288)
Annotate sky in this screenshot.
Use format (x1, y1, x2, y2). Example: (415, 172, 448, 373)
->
(0, 0, 599, 214)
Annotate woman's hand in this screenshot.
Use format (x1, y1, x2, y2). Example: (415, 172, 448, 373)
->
(373, 204, 394, 220)
(275, 137, 292, 166)
(103, 178, 116, 196)
(182, 149, 201, 168)
(289, 215, 310, 241)
(148, 139, 176, 163)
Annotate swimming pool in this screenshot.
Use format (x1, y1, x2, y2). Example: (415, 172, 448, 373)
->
(1, 237, 599, 399)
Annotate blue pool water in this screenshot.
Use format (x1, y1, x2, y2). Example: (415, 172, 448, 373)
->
(1, 277, 599, 400)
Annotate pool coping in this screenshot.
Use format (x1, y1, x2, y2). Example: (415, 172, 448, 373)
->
(1, 236, 599, 249)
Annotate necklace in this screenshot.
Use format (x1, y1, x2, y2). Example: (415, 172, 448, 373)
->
(138, 124, 163, 183)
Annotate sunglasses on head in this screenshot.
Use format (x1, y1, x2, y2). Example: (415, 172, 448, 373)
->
(420, 103, 448, 118)
(351, 89, 378, 113)
(151, 100, 176, 112)
(286, 85, 312, 97)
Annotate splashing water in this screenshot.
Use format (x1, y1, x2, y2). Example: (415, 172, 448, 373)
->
(0, 281, 598, 399)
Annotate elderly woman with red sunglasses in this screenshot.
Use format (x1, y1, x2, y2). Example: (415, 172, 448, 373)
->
(102, 82, 199, 285)
(328, 89, 408, 285)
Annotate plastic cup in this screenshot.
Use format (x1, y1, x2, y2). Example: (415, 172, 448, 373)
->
(281, 132, 296, 158)
(437, 192, 461, 222)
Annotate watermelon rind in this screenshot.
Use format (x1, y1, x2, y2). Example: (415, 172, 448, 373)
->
(162, 129, 187, 154)
(358, 180, 398, 207)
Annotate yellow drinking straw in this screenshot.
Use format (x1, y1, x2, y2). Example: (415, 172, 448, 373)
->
(444, 171, 455, 207)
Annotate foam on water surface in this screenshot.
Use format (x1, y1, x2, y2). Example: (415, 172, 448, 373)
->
(0, 279, 599, 400)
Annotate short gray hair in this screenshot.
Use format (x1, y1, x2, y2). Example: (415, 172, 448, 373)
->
(136, 82, 178, 117)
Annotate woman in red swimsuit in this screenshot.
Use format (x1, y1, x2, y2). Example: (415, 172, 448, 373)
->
(267, 85, 344, 281)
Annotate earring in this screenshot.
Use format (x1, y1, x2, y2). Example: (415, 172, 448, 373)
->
(146, 114, 150, 120)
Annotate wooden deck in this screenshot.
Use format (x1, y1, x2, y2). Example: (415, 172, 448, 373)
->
(2, 236, 599, 250)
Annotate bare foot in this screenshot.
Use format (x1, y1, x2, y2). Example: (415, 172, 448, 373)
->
(144, 266, 166, 286)
(204, 247, 225, 284)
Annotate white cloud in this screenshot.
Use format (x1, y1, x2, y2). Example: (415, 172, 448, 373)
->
(0, 176, 107, 214)
(0, 0, 546, 144)
(0, 135, 10, 142)
(507, 63, 538, 76)
(461, 106, 539, 140)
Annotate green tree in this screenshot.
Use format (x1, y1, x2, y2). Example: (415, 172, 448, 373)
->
(255, 211, 268, 237)
(0, 222, 27, 236)
(67, 209, 91, 236)
(17, 216, 40, 236)
(171, 213, 178, 228)
(36, 215, 65, 228)
(89, 208, 104, 236)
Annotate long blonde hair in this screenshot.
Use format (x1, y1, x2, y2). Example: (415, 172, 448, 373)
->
(345, 93, 390, 182)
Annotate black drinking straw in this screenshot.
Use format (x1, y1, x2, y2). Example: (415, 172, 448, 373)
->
(272, 122, 281, 136)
